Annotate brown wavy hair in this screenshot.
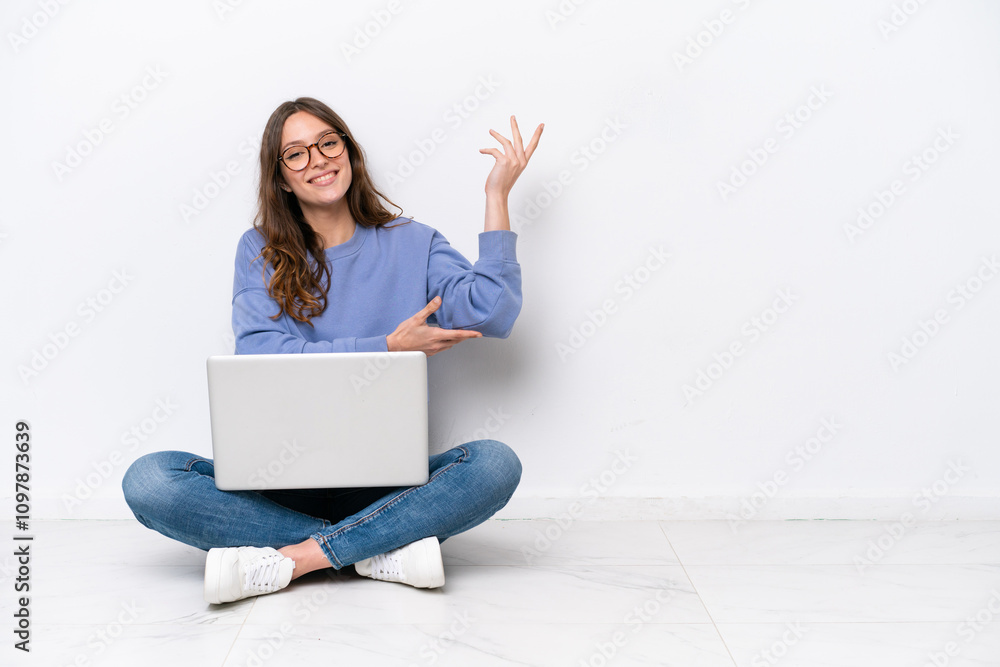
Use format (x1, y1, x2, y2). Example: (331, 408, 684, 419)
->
(254, 97, 404, 324)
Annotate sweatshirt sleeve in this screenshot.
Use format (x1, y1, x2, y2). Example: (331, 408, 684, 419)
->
(231, 233, 388, 355)
(426, 229, 522, 338)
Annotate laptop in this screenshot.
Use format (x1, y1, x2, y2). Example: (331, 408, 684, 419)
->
(206, 351, 429, 491)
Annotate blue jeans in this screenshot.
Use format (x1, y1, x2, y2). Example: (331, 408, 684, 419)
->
(121, 440, 521, 569)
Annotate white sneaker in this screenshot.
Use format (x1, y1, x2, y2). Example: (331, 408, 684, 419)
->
(204, 546, 295, 604)
(354, 536, 445, 589)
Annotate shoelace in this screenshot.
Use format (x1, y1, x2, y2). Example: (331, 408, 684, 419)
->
(369, 551, 404, 581)
(242, 551, 285, 593)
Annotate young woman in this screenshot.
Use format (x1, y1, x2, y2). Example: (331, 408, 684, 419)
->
(121, 97, 542, 604)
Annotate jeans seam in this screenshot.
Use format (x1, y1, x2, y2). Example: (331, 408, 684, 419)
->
(183, 456, 211, 473)
(315, 445, 470, 567)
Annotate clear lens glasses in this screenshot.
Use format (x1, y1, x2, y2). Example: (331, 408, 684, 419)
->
(279, 132, 347, 171)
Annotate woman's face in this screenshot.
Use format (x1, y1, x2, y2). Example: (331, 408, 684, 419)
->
(278, 111, 353, 213)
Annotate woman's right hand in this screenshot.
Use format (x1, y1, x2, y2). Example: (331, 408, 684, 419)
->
(386, 297, 482, 356)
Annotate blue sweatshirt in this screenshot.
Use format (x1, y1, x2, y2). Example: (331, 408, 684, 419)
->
(232, 218, 522, 355)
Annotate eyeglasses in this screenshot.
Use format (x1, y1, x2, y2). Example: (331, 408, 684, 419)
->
(278, 131, 347, 171)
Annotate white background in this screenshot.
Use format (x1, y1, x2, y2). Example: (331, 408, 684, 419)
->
(2, 0, 998, 520)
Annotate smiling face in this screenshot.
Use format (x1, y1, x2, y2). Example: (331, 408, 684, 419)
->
(278, 111, 353, 216)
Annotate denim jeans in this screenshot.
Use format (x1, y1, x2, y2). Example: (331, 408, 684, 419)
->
(121, 440, 521, 569)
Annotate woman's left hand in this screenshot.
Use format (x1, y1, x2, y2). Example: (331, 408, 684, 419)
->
(480, 115, 544, 199)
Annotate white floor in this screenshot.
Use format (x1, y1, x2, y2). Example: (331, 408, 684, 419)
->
(2, 519, 1000, 666)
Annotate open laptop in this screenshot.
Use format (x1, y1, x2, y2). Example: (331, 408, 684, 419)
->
(206, 351, 429, 491)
